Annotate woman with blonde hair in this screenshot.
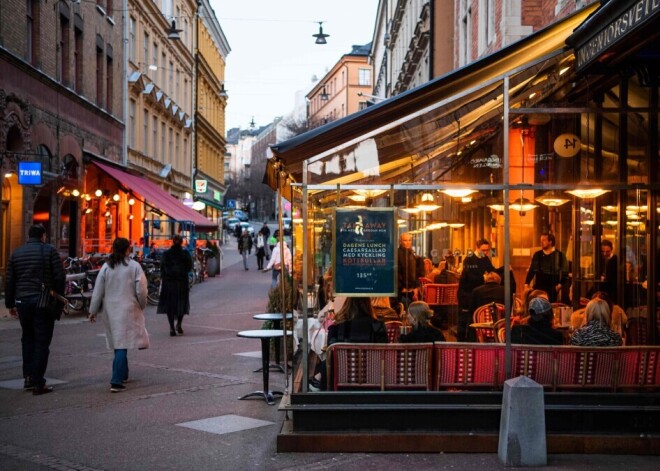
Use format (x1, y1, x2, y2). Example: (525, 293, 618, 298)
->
(570, 298, 622, 346)
(400, 301, 445, 343)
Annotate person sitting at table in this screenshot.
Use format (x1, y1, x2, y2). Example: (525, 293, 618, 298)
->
(400, 301, 445, 343)
(469, 272, 506, 321)
(371, 297, 401, 322)
(434, 254, 460, 284)
(570, 298, 622, 347)
(570, 291, 627, 338)
(328, 297, 388, 345)
(510, 297, 563, 345)
(311, 297, 388, 392)
(512, 289, 549, 326)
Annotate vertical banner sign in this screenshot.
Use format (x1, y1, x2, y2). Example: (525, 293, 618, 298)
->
(333, 208, 396, 296)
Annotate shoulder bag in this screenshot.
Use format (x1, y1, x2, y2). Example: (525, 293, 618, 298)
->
(36, 244, 61, 320)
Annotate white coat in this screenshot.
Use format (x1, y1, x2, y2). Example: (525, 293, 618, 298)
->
(89, 258, 149, 350)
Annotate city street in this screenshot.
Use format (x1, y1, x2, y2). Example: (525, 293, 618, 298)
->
(0, 235, 658, 470)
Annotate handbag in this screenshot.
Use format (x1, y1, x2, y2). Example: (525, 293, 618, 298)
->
(37, 244, 61, 319)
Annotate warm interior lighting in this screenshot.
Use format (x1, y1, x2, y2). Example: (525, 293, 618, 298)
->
(528, 92, 537, 99)
(416, 192, 440, 211)
(83, 208, 93, 215)
(602, 205, 617, 212)
(85, 194, 92, 201)
(510, 197, 539, 214)
(536, 191, 570, 207)
(626, 205, 648, 212)
(128, 214, 134, 220)
(401, 207, 422, 214)
(354, 189, 387, 198)
(95, 189, 103, 197)
(460, 197, 472, 203)
(583, 219, 595, 225)
(559, 66, 570, 76)
(112, 193, 120, 202)
(565, 188, 610, 198)
(5, 170, 15, 178)
(425, 222, 448, 230)
(292, 218, 304, 224)
(441, 189, 477, 198)
(104, 211, 111, 217)
(628, 221, 643, 227)
(489, 203, 505, 212)
(605, 220, 618, 225)
(448, 222, 465, 228)
(347, 194, 366, 202)
(128, 198, 135, 205)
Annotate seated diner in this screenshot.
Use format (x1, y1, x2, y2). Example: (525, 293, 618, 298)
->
(510, 297, 563, 345)
(570, 298, 623, 347)
(400, 301, 445, 343)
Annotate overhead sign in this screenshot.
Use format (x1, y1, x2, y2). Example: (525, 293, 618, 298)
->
(333, 208, 396, 296)
(18, 161, 42, 185)
(576, 0, 660, 70)
(195, 179, 208, 193)
(553, 133, 581, 158)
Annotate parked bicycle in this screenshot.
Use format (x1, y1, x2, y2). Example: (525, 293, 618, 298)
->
(140, 259, 161, 305)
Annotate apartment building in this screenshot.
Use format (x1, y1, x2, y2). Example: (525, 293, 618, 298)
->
(307, 43, 373, 129)
(0, 0, 124, 272)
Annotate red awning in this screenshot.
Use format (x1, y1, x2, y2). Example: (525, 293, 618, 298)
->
(93, 161, 218, 231)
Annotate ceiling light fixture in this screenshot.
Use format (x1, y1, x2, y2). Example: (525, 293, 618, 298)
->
(536, 190, 570, 207)
(441, 189, 477, 198)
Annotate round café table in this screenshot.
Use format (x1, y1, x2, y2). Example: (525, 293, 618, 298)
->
(252, 313, 293, 373)
(237, 329, 292, 405)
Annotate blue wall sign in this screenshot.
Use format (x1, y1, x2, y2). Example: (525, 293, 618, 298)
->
(18, 161, 42, 185)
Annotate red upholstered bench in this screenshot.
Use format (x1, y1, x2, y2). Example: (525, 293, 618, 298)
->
(326, 343, 433, 391)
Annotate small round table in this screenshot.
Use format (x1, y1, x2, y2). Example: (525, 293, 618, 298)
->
(237, 329, 292, 405)
(252, 313, 293, 373)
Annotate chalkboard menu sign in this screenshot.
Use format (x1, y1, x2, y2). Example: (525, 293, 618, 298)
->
(333, 208, 396, 296)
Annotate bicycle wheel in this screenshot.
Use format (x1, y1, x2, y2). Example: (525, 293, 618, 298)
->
(147, 276, 161, 305)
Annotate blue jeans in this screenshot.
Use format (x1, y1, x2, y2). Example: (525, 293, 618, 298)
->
(111, 349, 128, 385)
(271, 269, 281, 289)
(16, 295, 55, 387)
(242, 250, 249, 269)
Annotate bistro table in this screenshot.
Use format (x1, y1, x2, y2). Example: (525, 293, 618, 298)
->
(469, 322, 499, 342)
(237, 329, 292, 405)
(252, 313, 293, 373)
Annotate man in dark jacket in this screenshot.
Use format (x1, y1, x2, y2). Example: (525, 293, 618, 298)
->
(4, 224, 65, 395)
(524, 232, 569, 303)
(458, 239, 494, 341)
(469, 271, 506, 319)
(395, 232, 423, 310)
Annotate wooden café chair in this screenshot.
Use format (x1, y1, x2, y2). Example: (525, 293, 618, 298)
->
(472, 302, 505, 343)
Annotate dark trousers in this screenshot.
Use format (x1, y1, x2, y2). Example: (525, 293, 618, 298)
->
(167, 312, 183, 330)
(457, 308, 476, 342)
(257, 253, 265, 270)
(16, 296, 55, 387)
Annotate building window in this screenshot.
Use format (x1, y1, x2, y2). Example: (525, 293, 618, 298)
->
(183, 138, 188, 168)
(168, 127, 173, 164)
(175, 132, 180, 169)
(59, 15, 70, 84)
(96, 46, 103, 106)
(161, 52, 166, 85)
(143, 31, 149, 65)
(152, 115, 158, 158)
(106, 53, 113, 112)
(358, 68, 371, 86)
(143, 109, 149, 154)
(161, 122, 166, 163)
(152, 42, 158, 70)
(129, 99, 136, 148)
(129, 16, 136, 62)
(26, 0, 39, 65)
(176, 68, 180, 102)
(169, 61, 173, 95)
(74, 27, 83, 92)
(460, 1, 472, 66)
(184, 78, 188, 109)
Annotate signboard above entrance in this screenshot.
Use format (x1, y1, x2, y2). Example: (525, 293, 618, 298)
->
(18, 161, 42, 185)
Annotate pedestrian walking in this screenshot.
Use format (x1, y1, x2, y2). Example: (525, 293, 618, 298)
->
(264, 233, 292, 289)
(258, 222, 271, 259)
(4, 224, 66, 395)
(157, 235, 193, 336)
(239, 229, 253, 271)
(255, 232, 266, 270)
(88, 237, 149, 393)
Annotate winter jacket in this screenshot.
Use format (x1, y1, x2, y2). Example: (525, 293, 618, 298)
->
(4, 238, 65, 309)
(89, 258, 149, 350)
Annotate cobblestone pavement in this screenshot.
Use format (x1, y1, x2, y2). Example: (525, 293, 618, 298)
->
(0, 233, 658, 470)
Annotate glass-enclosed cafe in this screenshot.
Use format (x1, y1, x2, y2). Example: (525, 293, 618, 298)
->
(266, 5, 659, 399)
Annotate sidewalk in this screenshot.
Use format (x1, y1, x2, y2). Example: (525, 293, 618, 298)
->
(0, 239, 658, 470)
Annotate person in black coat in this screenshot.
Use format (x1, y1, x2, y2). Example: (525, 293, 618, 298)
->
(328, 297, 388, 345)
(524, 232, 569, 303)
(510, 297, 563, 345)
(4, 224, 65, 395)
(400, 301, 445, 343)
(469, 272, 506, 321)
(157, 235, 193, 336)
(458, 239, 494, 341)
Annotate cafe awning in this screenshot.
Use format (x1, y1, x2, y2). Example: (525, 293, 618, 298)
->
(92, 161, 218, 232)
(268, 3, 598, 188)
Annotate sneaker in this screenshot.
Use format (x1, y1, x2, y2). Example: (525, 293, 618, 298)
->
(110, 384, 126, 393)
(23, 377, 34, 391)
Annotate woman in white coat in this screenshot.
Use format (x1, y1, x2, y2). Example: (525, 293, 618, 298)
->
(88, 238, 149, 392)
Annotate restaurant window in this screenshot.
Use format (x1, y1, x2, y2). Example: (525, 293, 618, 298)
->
(106, 51, 113, 113)
(358, 68, 371, 86)
(128, 99, 136, 148)
(129, 16, 136, 63)
(74, 26, 83, 93)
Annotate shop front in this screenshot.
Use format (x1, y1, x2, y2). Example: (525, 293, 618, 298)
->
(83, 157, 218, 257)
(267, 3, 659, 453)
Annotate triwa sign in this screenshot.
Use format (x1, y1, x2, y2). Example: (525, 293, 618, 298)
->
(333, 208, 396, 296)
